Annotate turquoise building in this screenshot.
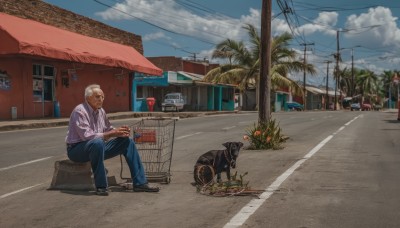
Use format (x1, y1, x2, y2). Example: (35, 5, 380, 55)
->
(132, 71, 235, 112)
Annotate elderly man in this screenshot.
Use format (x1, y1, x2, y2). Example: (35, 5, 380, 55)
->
(66, 84, 159, 196)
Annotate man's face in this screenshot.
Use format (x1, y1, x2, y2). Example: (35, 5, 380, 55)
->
(87, 88, 104, 110)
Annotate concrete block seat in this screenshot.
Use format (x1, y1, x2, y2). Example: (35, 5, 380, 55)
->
(49, 159, 95, 191)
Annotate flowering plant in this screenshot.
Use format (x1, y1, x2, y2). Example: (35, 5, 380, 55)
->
(243, 118, 287, 150)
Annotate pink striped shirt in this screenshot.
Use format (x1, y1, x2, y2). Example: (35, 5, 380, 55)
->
(65, 102, 114, 144)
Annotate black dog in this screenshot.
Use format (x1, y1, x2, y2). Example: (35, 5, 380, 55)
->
(193, 142, 244, 186)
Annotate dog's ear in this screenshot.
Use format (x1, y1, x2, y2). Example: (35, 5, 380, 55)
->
(222, 142, 230, 149)
(237, 142, 244, 148)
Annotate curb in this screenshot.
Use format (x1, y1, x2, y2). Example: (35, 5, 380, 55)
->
(0, 111, 245, 132)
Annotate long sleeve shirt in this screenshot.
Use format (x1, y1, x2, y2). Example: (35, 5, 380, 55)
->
(65, 102, 114, 144)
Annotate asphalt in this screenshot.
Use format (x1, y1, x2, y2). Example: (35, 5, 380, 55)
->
(0, 110, 243, 132)
(1, 109, 398, 132)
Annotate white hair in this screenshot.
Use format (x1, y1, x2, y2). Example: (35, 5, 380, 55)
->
(85, 84, 101, 99)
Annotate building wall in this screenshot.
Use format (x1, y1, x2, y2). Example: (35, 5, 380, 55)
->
(148, 56, 183, 72)
(183, 61, 208, 75)
(148, 56, 220, 75)
(0, 58, 24, 119)
(0, 0, 145, 119)
(0, 56, 130, 119)
(0, 0, 143, 53)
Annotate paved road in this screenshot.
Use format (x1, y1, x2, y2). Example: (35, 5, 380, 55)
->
(0, 111, 399, 228)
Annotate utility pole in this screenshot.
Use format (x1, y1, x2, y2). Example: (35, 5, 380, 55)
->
(351, 48, 354, 97)
(259, 0, 272, 123)
(334, 30, 340, 110)
(300, 42, 314, 110)
(325, 60, 332, 110)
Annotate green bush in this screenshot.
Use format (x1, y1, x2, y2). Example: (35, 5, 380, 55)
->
(244, 119, 288, 150)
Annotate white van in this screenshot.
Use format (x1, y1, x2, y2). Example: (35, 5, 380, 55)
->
(161, 93, 186, 112)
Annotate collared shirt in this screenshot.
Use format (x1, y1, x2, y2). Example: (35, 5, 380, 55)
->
(65, 102, 114, 144)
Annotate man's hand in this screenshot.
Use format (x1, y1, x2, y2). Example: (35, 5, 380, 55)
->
(115, 126, 130, 137)
(103, 125, 130, 141)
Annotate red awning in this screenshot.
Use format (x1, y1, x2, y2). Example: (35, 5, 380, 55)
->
(0, 13, 162, 76)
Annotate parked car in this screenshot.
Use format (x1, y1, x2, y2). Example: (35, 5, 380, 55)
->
(350, 103, 361, 111)
(161, 93, 186, 112)
(373, 104, 382, 111)
(286, 102, 304, 111)
(362, 103, 372, 111)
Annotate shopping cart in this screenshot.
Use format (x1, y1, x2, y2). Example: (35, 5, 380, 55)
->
(129, 117, 176, 184)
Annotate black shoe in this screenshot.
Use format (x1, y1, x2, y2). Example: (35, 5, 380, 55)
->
(96, 188, 109, 196)
(133, 184, 159, 192)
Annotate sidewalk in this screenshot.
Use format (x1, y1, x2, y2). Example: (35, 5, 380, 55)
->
(0, 111, 241, 132)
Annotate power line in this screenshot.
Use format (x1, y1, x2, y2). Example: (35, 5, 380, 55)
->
(93, 0, 232, 45)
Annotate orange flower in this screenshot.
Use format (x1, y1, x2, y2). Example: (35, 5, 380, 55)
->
(253, 130, 261, 136)
(266, 136, 272, 143)
(243, 135, 249, 141)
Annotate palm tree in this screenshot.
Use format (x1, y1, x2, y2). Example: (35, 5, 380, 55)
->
(381, 70, 396, 107)
(338, 67, 352, 97)
(354, 69, 379, 104)
(204, 24, 316, 109)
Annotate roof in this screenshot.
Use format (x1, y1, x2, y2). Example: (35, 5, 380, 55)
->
(306, 86, 344, 97)
(305, 86, 324, 94)
(0, 13, 162, 76)
(177, 71, 204, 81)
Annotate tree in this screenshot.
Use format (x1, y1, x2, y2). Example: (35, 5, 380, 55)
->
(203, 26, 316, 111)
(354, 69, 378, 104)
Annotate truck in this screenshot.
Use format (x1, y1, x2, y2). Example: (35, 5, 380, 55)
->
(161, 92, 186, 112)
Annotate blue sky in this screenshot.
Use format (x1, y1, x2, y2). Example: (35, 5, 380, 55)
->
(43, 0, 400, 87)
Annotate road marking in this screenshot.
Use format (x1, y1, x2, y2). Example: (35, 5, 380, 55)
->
(223, 115, 361, 228)
(0, 125, 67, 133)
(0, 156, 53, 172)
(222, 126, 236, 130)
(0, 183, 44, 199)
(175, 132, 202, 140)
(345, 115, 361, 126)
(238, 121, 254, 125)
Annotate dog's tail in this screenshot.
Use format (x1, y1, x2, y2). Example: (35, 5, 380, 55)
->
(194, 165, 215, 186)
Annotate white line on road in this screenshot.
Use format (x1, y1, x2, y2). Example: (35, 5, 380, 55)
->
(223, 114, 362, 228)
(0, 125, 67, 133)
(0, 156, 53, 172)
(345, 115, 361, 126)
(238, 121, 255, 125)
(0, 183, 44, 199)
(222, 126, 236, 130)
(175, 132, 202, 140)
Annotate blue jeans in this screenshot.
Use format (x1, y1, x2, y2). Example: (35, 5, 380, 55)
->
(67, 137, 147, 188)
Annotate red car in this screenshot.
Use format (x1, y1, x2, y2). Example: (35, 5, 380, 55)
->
(362, 103, 372, 111)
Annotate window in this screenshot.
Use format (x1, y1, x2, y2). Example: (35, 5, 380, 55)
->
(137, 86, 144, 98)
(33, 64, 55, 102)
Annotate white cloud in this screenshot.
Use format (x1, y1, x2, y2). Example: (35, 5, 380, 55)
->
(142, 31, 169, 41)
(297, 12, 338, 36)
(95, 1, 400, 77)
(96, 0, 259, 44)
(344, 6, 400, 48)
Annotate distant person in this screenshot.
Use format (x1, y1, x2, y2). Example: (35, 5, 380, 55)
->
(65, 84, 159, 196)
